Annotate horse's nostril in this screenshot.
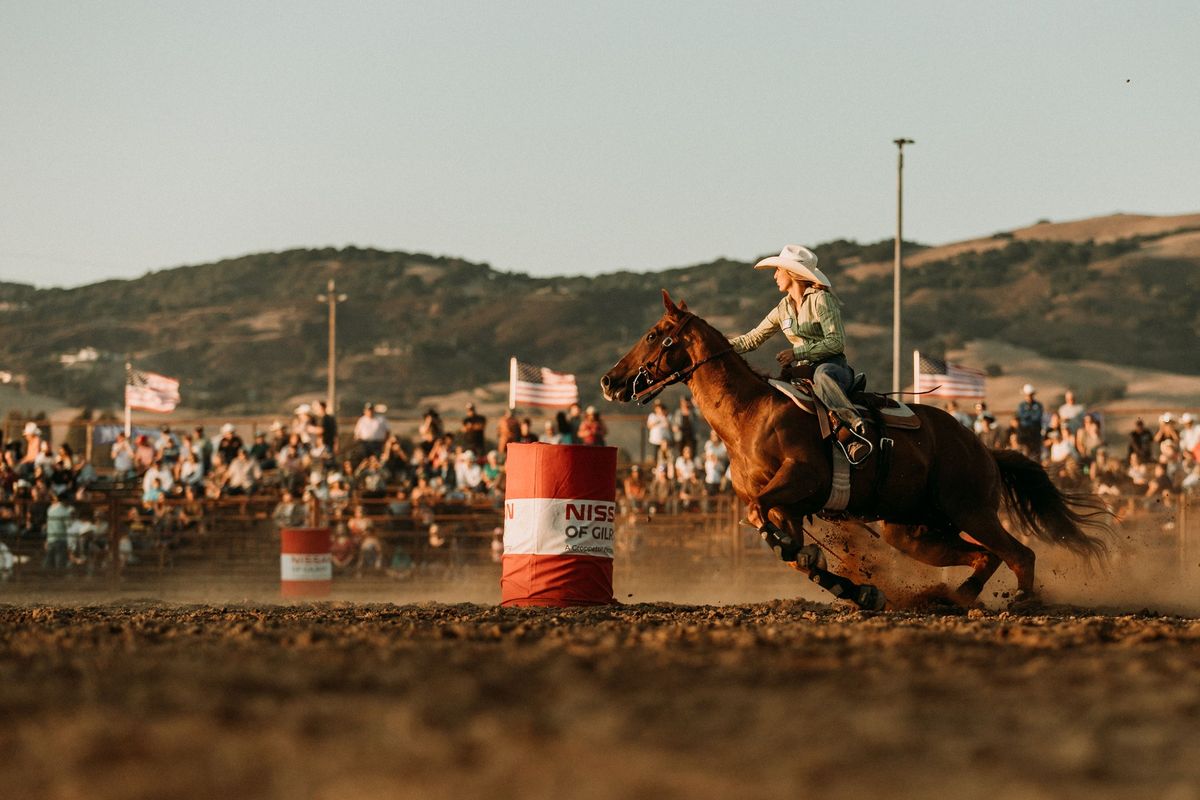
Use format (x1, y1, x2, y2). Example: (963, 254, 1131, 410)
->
(600, 375, 610, 389)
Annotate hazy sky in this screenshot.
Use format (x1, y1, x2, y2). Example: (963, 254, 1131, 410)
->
(2, 1, 1198, 288)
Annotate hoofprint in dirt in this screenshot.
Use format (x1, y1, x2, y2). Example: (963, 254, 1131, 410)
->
(1, 602, 1198, 800)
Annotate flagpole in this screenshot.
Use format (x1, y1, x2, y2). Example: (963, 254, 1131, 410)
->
(508, 357, 517, 410)
(912, 350, 921, 404)
(124, 362, 132, 437)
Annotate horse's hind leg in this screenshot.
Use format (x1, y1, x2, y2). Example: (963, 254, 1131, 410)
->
(878, 522, 1002, 605)
(945, 511, 1037, 597)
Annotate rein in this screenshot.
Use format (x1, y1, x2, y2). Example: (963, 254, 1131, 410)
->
(630, 313, 734, 404)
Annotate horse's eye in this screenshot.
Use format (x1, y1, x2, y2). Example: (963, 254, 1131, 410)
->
(646, 333, 656, 343)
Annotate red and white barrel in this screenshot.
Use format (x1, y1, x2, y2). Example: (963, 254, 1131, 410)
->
(280, 527, 332, 598)
(501, 443, 618, 607)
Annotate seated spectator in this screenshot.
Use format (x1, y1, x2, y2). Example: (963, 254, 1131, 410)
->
(178, 451, 205, 491)
(387, 546, 415, 580)
(216, 424, 244, 466)
(156, 426, 180, 468)
(347, 505, 374, 540)
(1126, 451, 1150, 489)
(383, 438, 410, 482)
(1075, 413, 1105, 465)
(225, 449, 261, 496)
(1145, 463, 1174, 504)
(418, 408, 443, 455)
(330, 529, 357, 570)
(674, 445, 701, 483)
(972, 402, 990, 434)
(357, 531, 384, 574)
(481, 451, 504, 494)
(543, 420, 559, 443)
(946, 400, 973, 428)
(307, 432, 334, 471)
(272, 489, 306, 530)
(555, 411, 577, 445)
(43, 494, 73, 571)
(1045, 429, 1079, 468)
(454, 450, 483, 494)
(387, 488, 413, 518)
(646, 401, 673, 464)
(1154, 413, 1181, 458)
(355, 454, 390, 499)
(578, 407, 606, 446)
(703, 452, 725, 496)
(678, 474, 703, 512)
(248, 432, 274, 469)
(143, 458, 175, 496)
(649, 465, 674, 514)
(354, 402, 389, 459)
(461, 403, 486, 454)
(623, 466, 646, 513)
(204, 454, 228, 499)
(327, 476, 351, 519)
(142, 477, 166, 510)
(111, 432, 136, 481)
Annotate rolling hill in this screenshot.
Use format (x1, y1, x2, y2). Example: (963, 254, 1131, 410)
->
(0, 212, 1197, 415)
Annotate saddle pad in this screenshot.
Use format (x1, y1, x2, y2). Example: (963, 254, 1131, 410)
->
(768, 379, 922, 431)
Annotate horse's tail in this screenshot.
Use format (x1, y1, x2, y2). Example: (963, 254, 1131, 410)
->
(991, 449, 1112, 561)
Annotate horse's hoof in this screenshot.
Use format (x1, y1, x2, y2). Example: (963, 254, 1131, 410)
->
(1007, 590, 1043, 613)
(855, 584, 888, 611)
(794, 544, 826, 572)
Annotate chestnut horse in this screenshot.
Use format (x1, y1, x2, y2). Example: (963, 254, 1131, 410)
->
(601, 291, 1109, 609)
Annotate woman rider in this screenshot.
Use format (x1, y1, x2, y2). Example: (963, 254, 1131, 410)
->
(728, 244, 872, 463)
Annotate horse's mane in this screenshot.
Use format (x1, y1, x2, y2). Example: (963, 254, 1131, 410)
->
(685, 310, 772, 386)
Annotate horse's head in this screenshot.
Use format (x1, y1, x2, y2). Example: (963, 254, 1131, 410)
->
(601, 290, 704, 405)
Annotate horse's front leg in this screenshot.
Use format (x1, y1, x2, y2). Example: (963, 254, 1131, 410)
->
(747, 457, 820, 563)
(750, 458, 888, 611)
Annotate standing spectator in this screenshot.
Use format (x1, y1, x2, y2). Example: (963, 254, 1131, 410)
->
(1127, 418, 1154, 463)
(111, 432, 136, 481)
(133, 435, 156, 474)
(497, 408, 521, 455)
(578, 407, 607, 446)
(977, 412, 1002, 449)
(292, 404, 315, 445)
(193, 426, 213, 472)
(1153, 413, 1180, 458)
(1016, 384, 1045, 458)
(516, 418, 539, 444)
(1179, 413, 1200, 460)
(646, 401, 673, 465)
(353, 403, 389, 459)
(1075, 414, 1105, 466)
(461, 403, 487, 453)
(156, 426, 180, 468)
(703, 430, 729, 476)
(946, 400, 974, 429)
(671, 397, 698, 456)
(972, 402, 990, 434)
(566, 403, 583, 441)
(555, 411, 577, 444)
(178, 451, 205, 491)
(418, 408, 443, 454)
(1058, 390, 1086, 435)
(217, 424, 244, 465)
(312, 400, 339, 455)
(43, 494, 72, 571)
(19, 422, 44, 477)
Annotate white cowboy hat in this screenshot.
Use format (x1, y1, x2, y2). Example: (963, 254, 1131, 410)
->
(220, 423, 235, 434)
(754, 245, 831, 288)
(1160, 412, 1175, 424)
(22, 422, 40, 436)
(1181, 413, 1195, 424)
(1022, 384, 1036, 395)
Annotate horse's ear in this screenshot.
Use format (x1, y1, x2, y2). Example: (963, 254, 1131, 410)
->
(661, 289, 678, 314)
(678, 299, 688, 312)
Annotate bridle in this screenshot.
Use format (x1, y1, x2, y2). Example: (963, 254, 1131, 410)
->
(629, 313, 734, 404)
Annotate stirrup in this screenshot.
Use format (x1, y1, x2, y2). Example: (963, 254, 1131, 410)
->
(839, 428, 873, 466)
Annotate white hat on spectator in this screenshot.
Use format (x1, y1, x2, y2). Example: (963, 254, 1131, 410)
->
(309, 471, 324, 485)
(753, 245, 831, 288)
(295, 403, 311, 415)
(1160, 412, 1174, 424)
(22, 422, 40, 436)
(1022, 384, 1036, 395)
(220, 423, 235, 434)
(1182, 413, 1195, 424)
(269, 420, 284, 431)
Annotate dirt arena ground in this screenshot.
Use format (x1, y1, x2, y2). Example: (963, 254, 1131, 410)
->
(2, 595, 1199, 800)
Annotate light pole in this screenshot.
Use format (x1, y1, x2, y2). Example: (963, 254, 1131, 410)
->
(316, 279, 347, 414)
(892, 138, 914, 395)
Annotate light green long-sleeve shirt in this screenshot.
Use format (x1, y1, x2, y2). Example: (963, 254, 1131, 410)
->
(728, 288, 846, 364)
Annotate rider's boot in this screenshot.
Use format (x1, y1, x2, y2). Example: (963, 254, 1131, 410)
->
(833, 418, 872, 465)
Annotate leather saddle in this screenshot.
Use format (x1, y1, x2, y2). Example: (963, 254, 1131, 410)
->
(768, 376, 922, 431)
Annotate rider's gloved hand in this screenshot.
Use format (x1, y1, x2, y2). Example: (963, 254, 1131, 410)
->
(775, 349, 794, 366)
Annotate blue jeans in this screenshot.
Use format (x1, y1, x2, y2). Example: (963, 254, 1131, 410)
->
(812, 355, 862, 428)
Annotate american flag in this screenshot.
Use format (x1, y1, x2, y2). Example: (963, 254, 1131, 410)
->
(125, 367, 181, 412)
(508, 358, 579, 408)
(915, 353, 986, 399)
